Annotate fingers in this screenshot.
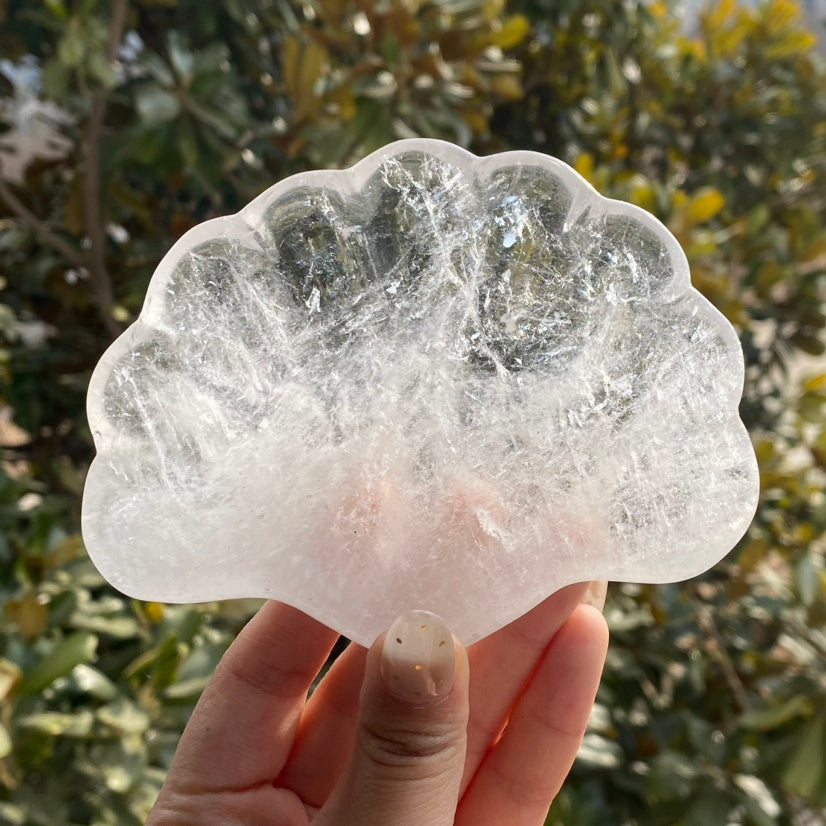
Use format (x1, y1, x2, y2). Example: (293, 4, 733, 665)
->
(276, 641, 369, 807)
(457, 605, 609, 826)
(162, 601, 339, 794)
(315, 611, 470, 826)
(461, 582, 588, 792)
(283, 583, 590, 805)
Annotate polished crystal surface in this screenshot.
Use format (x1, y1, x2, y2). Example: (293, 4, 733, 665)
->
(82, 139, 759, 645)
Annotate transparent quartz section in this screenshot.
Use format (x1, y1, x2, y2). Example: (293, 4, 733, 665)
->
(82, 140, 759, 645)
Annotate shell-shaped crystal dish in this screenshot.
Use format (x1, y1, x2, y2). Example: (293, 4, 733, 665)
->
(82, 139, 759, 645)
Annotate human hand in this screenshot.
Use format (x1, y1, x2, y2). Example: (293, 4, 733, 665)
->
(148, 583, 608, 826)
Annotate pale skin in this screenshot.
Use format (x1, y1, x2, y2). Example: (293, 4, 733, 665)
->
(148, 582, 608, 826)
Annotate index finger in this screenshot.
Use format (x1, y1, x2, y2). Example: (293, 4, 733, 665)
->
(461, 582, 589, 793)
(165, 601, 339, 794)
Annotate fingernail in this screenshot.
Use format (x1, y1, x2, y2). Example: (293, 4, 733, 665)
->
(381, 610, 455, 703)
(582, 580, 608, 612)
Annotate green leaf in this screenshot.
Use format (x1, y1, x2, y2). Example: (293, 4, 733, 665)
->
(687, 187, 726, 225)
(681, 790, 734, 825)
(167, 31, 194, 82)
(80, 739, 148, 794)
(0, 803, 25, 826)
(735, 774, 781, 825)
(164, 640, 226, 699)
(782, 714, 825, 798)
(87, 50, 117, 88)
(646, 751, 699, 801)
(494, 15, 530, 49)
(792, 333, 826, 356)
(282, 35, 328, 120)
(67, 664, 118, 701)
(740, 694, 812, 731)
(136, 86, 181, 126)
(163, 674, 211, 700)
(0, 658, 21, 702)
(69, 610, 142, 639)
(796, 553, 819, 606)
(16, 709, 94, 737)
(186, 98, 239, 139)
(96, 697, 150, 735)
(123, 632, 181, 687)
(576, 733, 623, 769)
(57, 27, 84, 68)
(18, 631, 98, 697)
(141, 50, 175, 85)
(177, 119, 199, 167)
(44, 0, 68, 19)
(0, 721, 11, 758)
(0, 304, 17, 340)
(746, 203, 770, 236)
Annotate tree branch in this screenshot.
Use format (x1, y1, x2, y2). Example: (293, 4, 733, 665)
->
(692, 597, 753, 716)
(0, 177, 87, 268)
(83, 0, 130, 340)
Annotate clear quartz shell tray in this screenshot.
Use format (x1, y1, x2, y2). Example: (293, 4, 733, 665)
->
(82, 139, 759, 645)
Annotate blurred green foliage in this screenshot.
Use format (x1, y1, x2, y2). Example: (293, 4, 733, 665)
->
(0, 0, 824, 823)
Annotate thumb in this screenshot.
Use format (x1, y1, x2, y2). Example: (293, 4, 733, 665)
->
(317, 610, 469, 826)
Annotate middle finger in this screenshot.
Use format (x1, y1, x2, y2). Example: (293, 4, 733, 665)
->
(279, 582, 587, 805)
